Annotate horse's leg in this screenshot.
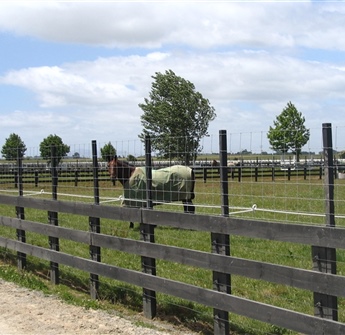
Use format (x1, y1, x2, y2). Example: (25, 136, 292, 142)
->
(183, 200, 195, 214)
(182, 169, 196, 214)
(129, 222, 134, 229)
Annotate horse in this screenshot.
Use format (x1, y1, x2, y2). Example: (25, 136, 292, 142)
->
(107, 156, 195, 228)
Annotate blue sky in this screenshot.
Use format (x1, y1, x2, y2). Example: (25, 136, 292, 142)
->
(1, 1, 345, 158)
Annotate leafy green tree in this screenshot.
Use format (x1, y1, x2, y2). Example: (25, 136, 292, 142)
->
(139, 70, 216, 164)
(127, 154, 137, 162)
(1, 133, 27, 160)
(39, 134, 70, 164)
(100, 141, 116, 161)
(267, 102, 310, 161)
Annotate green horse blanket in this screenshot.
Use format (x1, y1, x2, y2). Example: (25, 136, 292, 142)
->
(122, 165, 194, 207)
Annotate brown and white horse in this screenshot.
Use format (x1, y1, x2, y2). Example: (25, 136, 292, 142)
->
(107, 156, 195, 227)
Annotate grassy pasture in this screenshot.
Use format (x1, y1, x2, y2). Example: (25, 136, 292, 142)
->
(0, 172, 345, 334)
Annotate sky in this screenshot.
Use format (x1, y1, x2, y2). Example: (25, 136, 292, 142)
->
(1, 1, 345, 158)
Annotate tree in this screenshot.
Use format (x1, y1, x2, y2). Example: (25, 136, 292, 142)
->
(100, 142, 116, 161)
(39, 134, 70, 164)
(139, 70, 216, 164)
(267, 102, 310, 161)
(127, 154, 137, 162)
(1, 133, 27, 160)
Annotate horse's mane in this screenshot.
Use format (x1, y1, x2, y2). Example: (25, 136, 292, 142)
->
(117, 159, 135, 168)
(109, 155, 135, 168)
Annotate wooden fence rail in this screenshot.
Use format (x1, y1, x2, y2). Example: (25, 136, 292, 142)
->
(1, 195, 345, 334)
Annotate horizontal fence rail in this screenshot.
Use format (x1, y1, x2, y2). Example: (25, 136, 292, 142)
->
(1, 194, 345, 334)
(1, 204, 345, 297)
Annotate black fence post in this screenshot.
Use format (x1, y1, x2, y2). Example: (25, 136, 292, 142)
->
(34, 170, 39, 187)
(14, 171, 18, 188)
(312, 123, 337, 321)
(49, 145, 59, 285)
(212, 130, 230, 335)
(89, 140, 101, 300)
(74, 169, 79, 187)
(141, 135, 157, 319)
(16, 148, 26, 270)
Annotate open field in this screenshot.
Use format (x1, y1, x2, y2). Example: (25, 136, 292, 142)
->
(1, 172, 345, 334)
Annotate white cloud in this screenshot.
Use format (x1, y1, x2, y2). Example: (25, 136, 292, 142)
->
(2, 48, 345, 114)
(1, 2, 345, 51)
(0, 3, 174, 48)
(1, 64, 139, 108)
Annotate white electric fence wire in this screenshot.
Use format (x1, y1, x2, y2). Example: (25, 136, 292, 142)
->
(23, 189, 45, 197)
(2, 188, 345, 219)
(100, 196, 124, 203)
(0, 188, 123, 203)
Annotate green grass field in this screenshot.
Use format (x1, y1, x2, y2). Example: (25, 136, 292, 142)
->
(0, 172, 345, 335)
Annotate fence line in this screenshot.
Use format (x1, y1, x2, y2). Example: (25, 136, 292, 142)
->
(0, 124, 345, 334)
(1, 196, 345, 334)
(0, 165, 328, 187)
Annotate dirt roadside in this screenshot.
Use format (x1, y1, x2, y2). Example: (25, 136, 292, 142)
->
(0, 279, 199, 335)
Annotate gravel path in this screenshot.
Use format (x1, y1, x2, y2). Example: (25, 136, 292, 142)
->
(0, 279, 199, 335)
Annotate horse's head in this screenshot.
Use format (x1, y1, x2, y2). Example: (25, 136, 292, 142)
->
(107, 155, 135, 185)
(107, 155, 118, 181)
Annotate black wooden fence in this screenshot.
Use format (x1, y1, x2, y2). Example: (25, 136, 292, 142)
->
(0, 160, 327, 187)
(0, 163, 326, 188)
(0, 124, 344, 335)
